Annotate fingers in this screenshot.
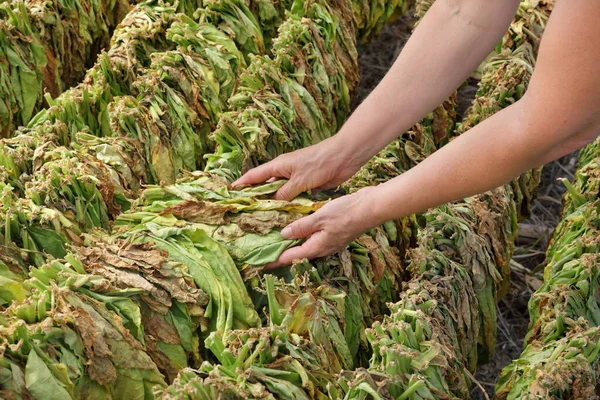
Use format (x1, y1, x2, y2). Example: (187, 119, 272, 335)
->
(231, 161, 286, 187)
(264, 232, 326, 270)
(280, 214, 320, 240)
(273, 179, 305, 201)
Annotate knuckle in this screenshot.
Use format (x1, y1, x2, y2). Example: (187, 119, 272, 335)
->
(294, 221, 307, 237)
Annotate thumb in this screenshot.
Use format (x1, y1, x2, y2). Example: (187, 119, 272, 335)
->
(281, 214, 320, 240)
(264, 232, 325, 269)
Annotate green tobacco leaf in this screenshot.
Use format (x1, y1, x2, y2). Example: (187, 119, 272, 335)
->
(25, 348, 71, 400)
(27, 226, 67, 259)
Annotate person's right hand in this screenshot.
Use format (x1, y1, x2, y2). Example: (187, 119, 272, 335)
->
(231, 136, 362, 201)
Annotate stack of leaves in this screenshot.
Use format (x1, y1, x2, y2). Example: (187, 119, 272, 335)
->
(154, 273, 355, 399)
(109, 9, 261, 184)
(114, 174, 321, 332)
(495, 138, 600, 399)
(352, 0, 414, 42)
(282, 219, 406, 368)
(0, 238, 210, 398)
(0, 0, 295, 270)
(349, 248, 479, 399)
(205, 0, 359, 182)
(0, 0, 129, 138)
(330, 193, 516, 397)
(115, 171, 407, 367)
(0, 125, 152, 270)
(155, 327, 338, 399)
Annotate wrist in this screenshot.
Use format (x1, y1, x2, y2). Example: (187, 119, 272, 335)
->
(360, 177, 417, 227)
(353, 186, 388, 229)
(331, 125, 378, 171)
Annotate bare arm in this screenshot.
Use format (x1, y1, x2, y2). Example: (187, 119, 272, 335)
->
(270, 0, 600, 267)
(336, 0, 521, 169)
(233, 0, 520, 200)
(370, 0, 600, 225)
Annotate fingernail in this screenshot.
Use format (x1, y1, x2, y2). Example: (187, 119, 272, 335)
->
(280, 226, 292, 239)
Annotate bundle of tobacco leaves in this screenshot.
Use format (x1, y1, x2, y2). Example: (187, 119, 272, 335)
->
(154, 272, 360, 399)
(155, 330, 337, 399)
(0, 219, 214, 395)
(457, 44, 534, 135)
(496, 325, 600, 400)
(0, 0, 293, 267)
(205, 0, 359, 181)
(352, 0, 414, 42)
(110, 170, 405, 370)
(495, 138, 600, 399)
(113, 175, 322, 332)
(108, 11, 261, 184)
(0, 0, 129, 138)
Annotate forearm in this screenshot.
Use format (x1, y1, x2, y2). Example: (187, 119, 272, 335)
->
(368, 97, 599, 225)
(363, 0, 600, 225)
(335, 0, 520, 167)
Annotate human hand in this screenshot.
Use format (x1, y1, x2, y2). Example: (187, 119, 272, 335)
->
(231, 136, 362, 201)
(264, 186, 380, 269)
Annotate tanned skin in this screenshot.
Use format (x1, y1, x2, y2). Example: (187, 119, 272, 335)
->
(233, 0, 600, 269)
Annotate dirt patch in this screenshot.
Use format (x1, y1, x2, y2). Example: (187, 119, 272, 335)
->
(354, 17, 413, 106)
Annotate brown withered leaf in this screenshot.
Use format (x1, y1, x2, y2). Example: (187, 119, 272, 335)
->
(141, 306, 181, 346)
(80, 242, 168, 272)
(70, 307, 113, 358)
(374, 227, 403, 276)
(79, 240, 208, 308)
(358, 235, 386, 283)
(88, 356, 118, 386)
(88, 264, 172, 314)
(144, 273, 208, 306)
(144, 337, 180, 384)
(228, 210, 301, 235)
(160, 200, 237, 224)
(339, 248, 353, 278)
(56, 294, 118, 385)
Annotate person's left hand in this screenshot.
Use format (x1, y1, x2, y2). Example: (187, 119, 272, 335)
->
(265, 187, 380, 269)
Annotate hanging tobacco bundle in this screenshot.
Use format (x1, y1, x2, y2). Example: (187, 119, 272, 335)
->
(495, 138, 600, 399)
(0, 0, 129, 138)
(0, 0, 295, 272)
(0, 246, 209, 398)
(205, 0, 359, 181)
(155, 274, 352, 399)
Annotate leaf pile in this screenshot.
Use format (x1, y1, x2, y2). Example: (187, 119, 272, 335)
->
(495, 138, 600, 399)
(0, 0, 129, 138)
